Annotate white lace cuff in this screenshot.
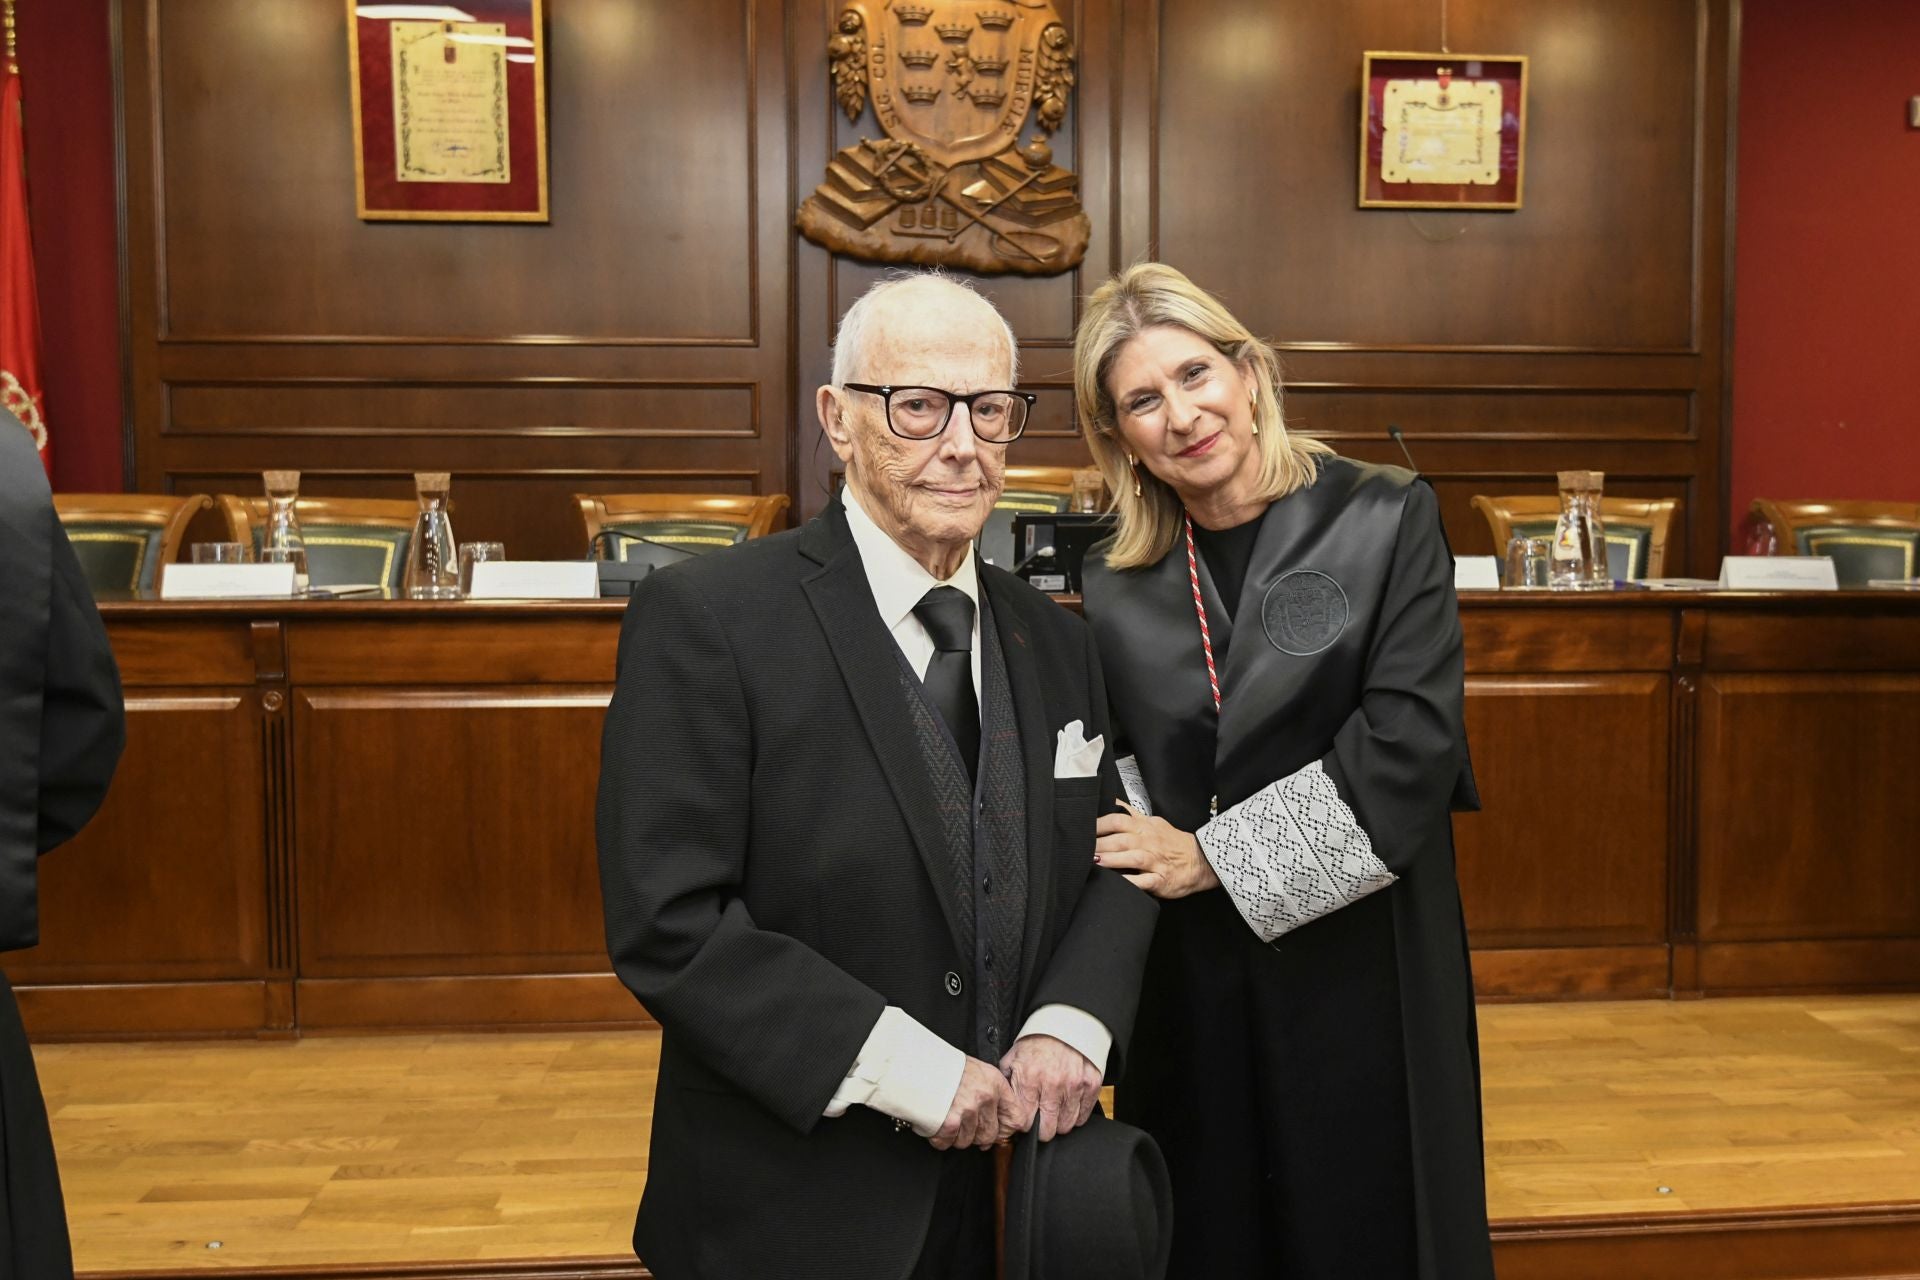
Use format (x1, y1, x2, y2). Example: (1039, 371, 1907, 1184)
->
(1195, 760, 1396, 943)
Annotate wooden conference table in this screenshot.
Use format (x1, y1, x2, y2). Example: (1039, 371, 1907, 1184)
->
(12, 588, 1920, 1038)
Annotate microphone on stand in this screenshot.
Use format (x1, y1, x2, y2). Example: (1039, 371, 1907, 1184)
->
(1387, 425, 1419, 474)
(1386, 424, 1455, 547)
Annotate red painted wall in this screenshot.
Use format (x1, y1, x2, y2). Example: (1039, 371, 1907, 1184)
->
(1730, 0, 1920, 536)
(17, 0, 120, 493)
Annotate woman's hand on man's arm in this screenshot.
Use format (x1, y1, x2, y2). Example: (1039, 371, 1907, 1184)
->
(1094, 801, 1221, 900)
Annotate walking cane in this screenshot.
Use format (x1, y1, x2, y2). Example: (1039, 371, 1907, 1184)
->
(993, 1137, 1014, 1280)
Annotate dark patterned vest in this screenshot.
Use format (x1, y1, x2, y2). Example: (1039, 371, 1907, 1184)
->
(894, 590, 1028, 1062)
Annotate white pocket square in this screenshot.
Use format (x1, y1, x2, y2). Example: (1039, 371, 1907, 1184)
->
(1053, 719, 1105, 779)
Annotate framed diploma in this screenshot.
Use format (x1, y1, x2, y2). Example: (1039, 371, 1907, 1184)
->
(1360, 51, 1526, 210)
(347, 0, 549, 222)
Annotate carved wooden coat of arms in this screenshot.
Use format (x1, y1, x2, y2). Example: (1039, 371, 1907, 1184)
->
(797, 1, 1089, 276)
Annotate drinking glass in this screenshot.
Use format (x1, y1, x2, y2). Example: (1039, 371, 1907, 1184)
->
(191, 542, 250, 565)
(1503, 536, 1552, 589)
(458, 541, 506, 595)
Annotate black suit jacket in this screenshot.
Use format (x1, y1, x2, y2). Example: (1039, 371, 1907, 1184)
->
(596, 499, 1157, 1280)
(1, 416, 126, 954)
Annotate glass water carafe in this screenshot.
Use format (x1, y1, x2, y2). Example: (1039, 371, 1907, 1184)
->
(1581, 470, 1611, 586)
(1550, 470, 1610, 589)
(404, 471, 460, 599)
(260, 470, 310, 593)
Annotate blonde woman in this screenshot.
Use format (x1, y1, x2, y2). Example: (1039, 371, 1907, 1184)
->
(1075, 263, 1491, 1278)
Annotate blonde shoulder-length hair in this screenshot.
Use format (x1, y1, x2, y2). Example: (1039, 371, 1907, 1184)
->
(1074, 262, 1331, 571)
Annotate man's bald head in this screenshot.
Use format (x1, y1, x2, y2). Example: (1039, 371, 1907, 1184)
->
(830, 273, 1019, 389)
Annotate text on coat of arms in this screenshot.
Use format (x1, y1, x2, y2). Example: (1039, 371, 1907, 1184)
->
(797, 1, 1089, 275)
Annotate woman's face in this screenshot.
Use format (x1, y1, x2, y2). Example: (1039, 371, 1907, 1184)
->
(1104, 324, 1260, 505)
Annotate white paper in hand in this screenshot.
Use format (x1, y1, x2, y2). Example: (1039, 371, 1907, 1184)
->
(1115, 755, 1152, 816)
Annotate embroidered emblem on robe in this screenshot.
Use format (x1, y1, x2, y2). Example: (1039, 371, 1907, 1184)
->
(1261, 569, 1349, 656)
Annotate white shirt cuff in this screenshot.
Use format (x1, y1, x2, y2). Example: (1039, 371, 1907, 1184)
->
(823, 1005, 966, 1137)
(1016, 1004, 1112, 1078)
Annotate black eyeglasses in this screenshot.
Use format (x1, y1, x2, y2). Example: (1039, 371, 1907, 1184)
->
(842, 383, 1036, 443)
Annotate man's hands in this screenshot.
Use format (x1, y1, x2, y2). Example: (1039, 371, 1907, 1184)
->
(1095, 800, 1221, 899)
(929, 1035, 1104, 1148)
(930, 1055, 1029, 1151)
(1000, 1033, 1101, 1143)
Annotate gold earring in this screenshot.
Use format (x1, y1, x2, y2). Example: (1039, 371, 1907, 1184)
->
(1127, 452, 1142, 497)
(1249, 388, 1260, 435)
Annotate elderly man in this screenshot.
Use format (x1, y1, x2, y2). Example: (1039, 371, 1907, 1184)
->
(597, 274, 1156, 1279)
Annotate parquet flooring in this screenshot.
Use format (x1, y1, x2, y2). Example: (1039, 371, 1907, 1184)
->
(1480, 995, 1920, 1219)
(31, 995, 1920, 1272)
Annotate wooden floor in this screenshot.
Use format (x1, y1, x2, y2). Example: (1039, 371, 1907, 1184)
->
(32, 995, 1920, 1273)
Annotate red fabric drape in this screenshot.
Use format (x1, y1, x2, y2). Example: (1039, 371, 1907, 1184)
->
(0, 66, 50, 474)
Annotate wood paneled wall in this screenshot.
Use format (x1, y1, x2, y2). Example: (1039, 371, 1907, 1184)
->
(121, 0, 1736, 568)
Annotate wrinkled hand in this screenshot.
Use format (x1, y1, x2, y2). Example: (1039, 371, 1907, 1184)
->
(932, 1055, 1029, 1152)
(1000, 1033, 1101, 1143)
(1095, 800, 1221, 900)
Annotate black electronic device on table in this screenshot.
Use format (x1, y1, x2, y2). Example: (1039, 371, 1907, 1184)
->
(1009, 512, 1117, 595)
(591, 530, 697, 598)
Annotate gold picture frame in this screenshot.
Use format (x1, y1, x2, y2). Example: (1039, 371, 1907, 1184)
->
(1360, 51, 1527, 211)
(346, 0, 550, 222)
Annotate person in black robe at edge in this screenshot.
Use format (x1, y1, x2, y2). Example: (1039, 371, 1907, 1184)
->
(0, 412, 127, 1278)
(1070, 264, 1494, 1279)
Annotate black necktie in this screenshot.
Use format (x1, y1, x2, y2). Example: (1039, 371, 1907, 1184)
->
(913, 586, 980, 783)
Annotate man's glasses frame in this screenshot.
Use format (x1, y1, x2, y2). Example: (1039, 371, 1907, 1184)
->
(841, 383, 1037, 443)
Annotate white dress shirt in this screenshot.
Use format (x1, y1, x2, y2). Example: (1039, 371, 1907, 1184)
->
(823, 486, 1114, 1136)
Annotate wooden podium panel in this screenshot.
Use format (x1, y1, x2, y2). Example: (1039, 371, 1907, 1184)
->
(1457, 673, 1671, 999)
(1457, 673, 1671, 945)
(18, 692, 267, 981)
(9, 619, 276, 1036)
(292, 686, 623, 1029)
(1696, 673, 1920, 992)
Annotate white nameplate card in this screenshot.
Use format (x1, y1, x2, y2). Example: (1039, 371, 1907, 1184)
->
(1718, 556, 1838, 591)
(466, 561, 600, 599)
(160, 562, 297, 599)
(1454, 556, 1502, 591)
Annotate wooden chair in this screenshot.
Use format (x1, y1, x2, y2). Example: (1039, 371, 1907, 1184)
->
(980, 466, 1082, 569)
(576, 493, 791, 560)
(217, 495, 418, 590)
(54, 493, 212, 594)
(1470, 495, 1679, 581)
(1749, 499, 1920, 585)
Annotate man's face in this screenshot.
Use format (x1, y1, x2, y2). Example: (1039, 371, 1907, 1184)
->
(821, 293, 1013, 572)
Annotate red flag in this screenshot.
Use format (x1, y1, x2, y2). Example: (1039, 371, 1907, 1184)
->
(1, 49, 51, 475)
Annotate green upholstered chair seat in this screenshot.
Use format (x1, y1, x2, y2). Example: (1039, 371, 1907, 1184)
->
(67, 524, 166, 593)
(605, 520, 749, 559)
(1509, 518, 1655, 582)
(1795, 527, 1919, 585)
(253, 524, 412, 589)
(980, 489, 1074, 570)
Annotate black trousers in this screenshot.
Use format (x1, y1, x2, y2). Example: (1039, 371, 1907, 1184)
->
(908, 1147, 995, 1280)
(0, 967, 74, 1280)
(1119, 890, 1419, 1279)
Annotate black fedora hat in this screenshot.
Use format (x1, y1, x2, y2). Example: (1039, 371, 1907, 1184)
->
(1004, 1110, 1172, 1280)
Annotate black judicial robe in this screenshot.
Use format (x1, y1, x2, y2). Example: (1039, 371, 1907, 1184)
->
(1082, 457, 1493, 1279)
(1, 414, 126, 1278)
